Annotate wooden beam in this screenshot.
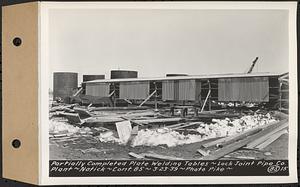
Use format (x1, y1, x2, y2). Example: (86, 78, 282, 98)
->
(128, 152, 145, 159)
(200, 119, 288, 160)
(139, 90, 157, 107)
(133, 117, 182, 124)
(108, 90, 115, 97)
(255, 129, 288, 150)
(171, 122, 201, 130)
(208, 80, 212, 111)
(245, 122, 288, 149)
(202, 126, 261, 148)
(124, 99, 132, 104)
(201, 89, 211, 112)
(90, 106, 149, 111)
(73, 87, 83, 97)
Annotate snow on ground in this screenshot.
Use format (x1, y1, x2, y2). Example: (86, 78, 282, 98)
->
(49, 113, 278, 147)
(131, 113, 277, 147)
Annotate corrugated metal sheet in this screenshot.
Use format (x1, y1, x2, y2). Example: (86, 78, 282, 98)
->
(218, 77, 269, 102)
(162, 80, 175, 100)
(86, 83, 110, 97)
(162, 80, 201, 101)
(119, 81, 149, 99)
(178, 80, 196, 100)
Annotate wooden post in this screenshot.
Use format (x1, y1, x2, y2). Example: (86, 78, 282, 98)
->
(113, 83, 116, 107)
(154, 82, 158, 109)
(194, 107, 198, 117)
(279, 82, 282, 111)
(208, 80, 211, 111)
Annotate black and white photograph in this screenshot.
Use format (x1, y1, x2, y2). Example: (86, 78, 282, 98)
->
(39, 1, 297, 184)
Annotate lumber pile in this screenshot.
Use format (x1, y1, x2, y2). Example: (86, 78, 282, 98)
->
(199, 118, 288, 160)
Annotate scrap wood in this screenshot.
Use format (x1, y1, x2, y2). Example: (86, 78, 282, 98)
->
(195, 113, 241, 119)
(245, 121, 288, 149)
(173, 128, 200, 135)
(121, 111, 156, 119)
(90, 106, 149, 111)
(73, 107, 92, 118)
(143, 153, 184, 160)
(165, 123, 186, 129)
(216, 128, 262, 148)
(83, 116, 124, 124)
(128, 152, 145, 159)
(132, 117, 182, 124)
(60, 112, 83, 124)
(255, 129, 288, 150)
(197, 149, 210, 156)
(200, 119, 288, 160)
(272, 111, 289, 120)
(171, 122, 202, 130)
(50, 104, 77, 112)
(223, 155, 256, 160)
(120, 116, 145, 126)
(202, 119, 287, 149)
(199, 109, 228, 114)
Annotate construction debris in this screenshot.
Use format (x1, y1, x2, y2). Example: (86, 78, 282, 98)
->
(50, 98, 288, 160)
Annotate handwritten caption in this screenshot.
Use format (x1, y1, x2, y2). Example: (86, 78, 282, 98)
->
(49, 160, 288, 177)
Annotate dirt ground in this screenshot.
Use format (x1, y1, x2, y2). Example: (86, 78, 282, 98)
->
(49, 132, 288, 160)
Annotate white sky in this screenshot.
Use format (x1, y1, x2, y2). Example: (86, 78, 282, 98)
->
(48, 9, 289, 87)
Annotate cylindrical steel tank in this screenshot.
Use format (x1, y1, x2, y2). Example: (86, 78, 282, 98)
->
(53, 72, 78, 99)
(166, 74, 188, 77)
(83, 75, 105, 82)
(111, 70, 138, 79)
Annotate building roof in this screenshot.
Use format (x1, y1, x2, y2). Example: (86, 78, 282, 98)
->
(83, 72, 286, 84)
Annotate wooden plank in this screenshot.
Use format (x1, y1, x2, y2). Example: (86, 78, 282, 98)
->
(143, 153, 184, 160)
(202, 123, 267, 148)
(223, 155, 256, 160)
(90, 106, 149, 111)
(73, 107, 92, 118)
(255, 129, 288, 150)
(197, 149, 210, 156)
(133, 117, 182, 124)
(60, 112, 83, 124)
(217, 128, 262, 148)
(84, 116, 124, 124)
(172, 122, 201, 130)
(200, 119, 288, 160)
(245, 122, 288, 149)
(139, 90, 156, 107)
(165, 123, 186, 129)
(73, 87, 83, 96)
(128, 152, 145, 159)
(201, 89, 211, 112)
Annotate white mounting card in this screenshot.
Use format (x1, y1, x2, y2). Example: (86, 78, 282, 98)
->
(2, 1, 298, 185)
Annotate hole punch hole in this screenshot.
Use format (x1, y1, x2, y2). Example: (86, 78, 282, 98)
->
(12, 37, 22, 46)
(12, 139, 21, 148)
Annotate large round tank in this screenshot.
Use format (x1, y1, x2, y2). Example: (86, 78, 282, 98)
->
(166, 74, 188, 77)
(53, 72, 78, 99)
(83, 75, 105, 82)
(111, 70, 138, 79)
